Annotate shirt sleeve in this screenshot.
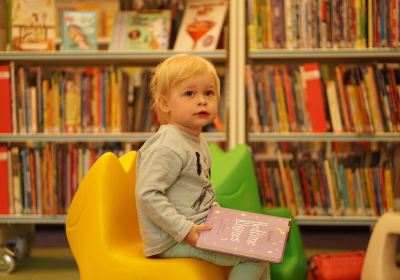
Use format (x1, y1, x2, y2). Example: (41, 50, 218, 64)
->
(136, 146, 194, 242)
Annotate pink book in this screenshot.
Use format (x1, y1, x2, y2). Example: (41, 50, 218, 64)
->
(196, 205, 291, 263)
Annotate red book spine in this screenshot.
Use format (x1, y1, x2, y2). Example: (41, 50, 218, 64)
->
(299, 166, 312, 215)
(301, 63, 328, 132)
(0, 147, 10, 214)
(0, 65, 12, 133)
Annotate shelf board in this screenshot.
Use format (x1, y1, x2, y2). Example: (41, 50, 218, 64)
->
(0, 214, 378, 225)
(249, 48, 400, 60)
(296, 215, 378, 226)
(0, 132, 226, 143)
(248, 132, 400, 142)
(0, 215, 66, 224)
(0, 50, 227, 63)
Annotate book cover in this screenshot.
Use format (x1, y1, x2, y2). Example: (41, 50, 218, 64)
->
(197, 205, 291, 263)
(55, 0, 77, 39)
(174, 0, 228, 50)
(76, 0, 119, 39)
(10, 0, 56, 50)
(110, 10, 171, 50)
(0, 64, 12, 133)
(62, 11, 98, 50)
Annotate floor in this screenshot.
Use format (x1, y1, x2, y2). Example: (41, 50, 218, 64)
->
(1, 248, 79, 280)
(0, 225, 373, 279)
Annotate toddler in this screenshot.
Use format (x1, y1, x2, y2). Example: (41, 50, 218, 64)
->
(135, 54, 269, 280)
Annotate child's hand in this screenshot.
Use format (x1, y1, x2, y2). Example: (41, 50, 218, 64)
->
(185, 224, 212, 247)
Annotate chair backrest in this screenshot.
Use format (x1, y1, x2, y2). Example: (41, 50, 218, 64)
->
(66, 151, 139, 263)
(210, 144, 263, 213)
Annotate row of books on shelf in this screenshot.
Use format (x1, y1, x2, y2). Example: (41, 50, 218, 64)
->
(4, 0, 228, 51)
(0, 143, 134, 215)
(247, 0, 400, 49)
(246, 62, 400, 133)
(254, 143, 400, 217)
(0, 141, 399, 217)
(0, 64, 226, 134)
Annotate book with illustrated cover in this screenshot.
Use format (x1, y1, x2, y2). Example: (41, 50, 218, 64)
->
(62, 11, 97, 50)
(173, 0, 228, 50)
(9, 0, 56, 50)
(76, 0, 119, 39)
(197, 205, 291, 263)
(109, 10, 171, 50)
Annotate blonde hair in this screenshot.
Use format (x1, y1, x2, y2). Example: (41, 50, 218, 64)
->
(150, 53, 220, 124)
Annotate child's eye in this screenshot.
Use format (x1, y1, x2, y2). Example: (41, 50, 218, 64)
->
(184, 90, 194, 97)
(205, 90, 215, 97)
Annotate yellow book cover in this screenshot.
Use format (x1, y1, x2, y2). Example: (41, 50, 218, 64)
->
(326, 80, 343, 132)
(274, 66, 289, 132)
(10, 0, 56, 50)
(65, 79, 81, 133)
(384, 166, 394, 211)
(42, 79, 49, 133)
(323, 159, 338, 216)
(364, 66, 384, 132)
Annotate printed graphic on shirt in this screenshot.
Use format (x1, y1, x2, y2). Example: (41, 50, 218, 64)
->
(195, 151, 210, 178)
(192, 151, 214, 212)
(191, 183, 215, 212)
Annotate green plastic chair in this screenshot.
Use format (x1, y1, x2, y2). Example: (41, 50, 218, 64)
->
(210, 144, 307, 280)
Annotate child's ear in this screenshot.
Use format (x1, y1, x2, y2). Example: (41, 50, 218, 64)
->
(158, 96, 170, 113)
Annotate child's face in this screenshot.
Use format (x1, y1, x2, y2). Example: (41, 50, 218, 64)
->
(162, 72, 218, 136)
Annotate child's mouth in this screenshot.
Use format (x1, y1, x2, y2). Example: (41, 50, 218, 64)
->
(195, 111, 209, 117)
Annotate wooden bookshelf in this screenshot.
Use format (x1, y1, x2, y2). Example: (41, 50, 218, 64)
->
(241, 0, 400, 224)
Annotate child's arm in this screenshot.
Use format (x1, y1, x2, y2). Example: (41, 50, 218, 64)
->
(136, 147, 194, 243)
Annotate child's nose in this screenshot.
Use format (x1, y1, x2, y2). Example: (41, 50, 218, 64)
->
(197, 95, 207, 105)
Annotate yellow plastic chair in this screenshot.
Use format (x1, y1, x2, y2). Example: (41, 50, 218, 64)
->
(66, 151, 229, 280)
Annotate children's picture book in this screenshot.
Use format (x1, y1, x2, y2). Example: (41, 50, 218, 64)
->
(174, 0, 228, 51)
(76, 0, 119, 39)
(197, 205, 291, 263)
(109, 10, 171, 50)
(62, 11, 97, 50)
(9, 0, 56, 50)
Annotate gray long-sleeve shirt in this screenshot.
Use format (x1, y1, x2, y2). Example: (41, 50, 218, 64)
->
(135, 124, 216, 257)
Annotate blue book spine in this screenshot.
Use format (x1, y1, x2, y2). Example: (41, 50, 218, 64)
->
(338, 164, 350, 214)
